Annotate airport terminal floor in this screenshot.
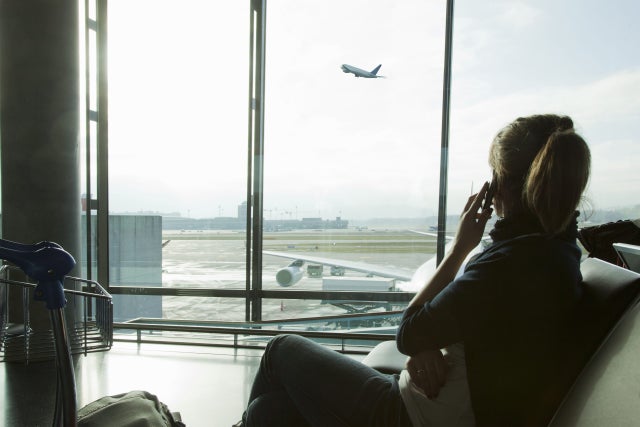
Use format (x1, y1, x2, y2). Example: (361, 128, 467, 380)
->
(2, 341, 365, 426)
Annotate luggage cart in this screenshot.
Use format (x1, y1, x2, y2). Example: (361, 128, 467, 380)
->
(0, 239, 112, 426)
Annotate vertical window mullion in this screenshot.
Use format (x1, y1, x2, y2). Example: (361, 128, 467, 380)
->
(84, 0, 94, 281)
(95, 0, 110, 289)
(249, 0, 267, 322)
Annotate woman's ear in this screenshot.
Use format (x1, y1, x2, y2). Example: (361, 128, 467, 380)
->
(492, 179, 508, 218)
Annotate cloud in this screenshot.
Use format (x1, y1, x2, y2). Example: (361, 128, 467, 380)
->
(447, 68, 640, 211)
(105, 0, 639, 220)
(497, 1, 542, 28)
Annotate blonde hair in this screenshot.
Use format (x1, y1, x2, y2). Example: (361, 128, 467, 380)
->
(489, 115, 591, 235)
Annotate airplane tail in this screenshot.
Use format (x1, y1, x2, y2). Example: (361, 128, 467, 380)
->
(370, 64, 382, 75)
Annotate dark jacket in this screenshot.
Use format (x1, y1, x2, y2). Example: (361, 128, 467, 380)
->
(397, 215, 583, 426)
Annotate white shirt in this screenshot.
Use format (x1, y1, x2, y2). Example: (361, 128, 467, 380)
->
(398, 343, 476, 427)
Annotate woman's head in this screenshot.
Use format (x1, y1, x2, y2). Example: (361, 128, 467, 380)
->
(489, 114, 591, 235)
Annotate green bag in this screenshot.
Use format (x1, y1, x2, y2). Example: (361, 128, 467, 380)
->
(78, 390, 185, 427)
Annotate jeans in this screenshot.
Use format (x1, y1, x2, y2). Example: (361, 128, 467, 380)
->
(243, 334, 412, 427)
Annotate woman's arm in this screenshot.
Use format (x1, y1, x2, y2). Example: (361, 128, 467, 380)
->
(409, 182, 493, 307)
(399, 183, 493, 397)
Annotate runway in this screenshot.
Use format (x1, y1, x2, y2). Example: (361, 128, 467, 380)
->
(160, 229, 436, 322)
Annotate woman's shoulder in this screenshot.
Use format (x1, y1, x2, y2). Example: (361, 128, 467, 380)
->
(484, 232, 579, 260)
(464, 233, 581, 280)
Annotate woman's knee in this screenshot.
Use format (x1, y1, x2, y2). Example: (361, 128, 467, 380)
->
(270, 333, 306, 346)
(245, 393, 308, 427)
(266, 334, 308, 354)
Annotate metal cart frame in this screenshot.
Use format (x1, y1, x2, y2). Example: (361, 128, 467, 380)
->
(0, 240, 113, 427)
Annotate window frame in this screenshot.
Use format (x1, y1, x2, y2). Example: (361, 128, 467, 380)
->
(87, 0, 453, 327)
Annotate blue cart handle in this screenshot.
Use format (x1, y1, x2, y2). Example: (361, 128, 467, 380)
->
(0, 239, 76, 309)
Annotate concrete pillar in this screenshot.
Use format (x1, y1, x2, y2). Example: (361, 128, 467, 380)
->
(0, 0, 81, 262)
(0, 1, 81, 329)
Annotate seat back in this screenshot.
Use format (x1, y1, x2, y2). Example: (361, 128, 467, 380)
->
(571, 257, 640, 363)
(549, 259, 640, 425)
(361, 339, 406, 374)
(534, 257, 640, 425)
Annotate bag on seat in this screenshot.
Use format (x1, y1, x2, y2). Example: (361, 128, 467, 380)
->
(578, 219, 640, 265)
(78, 390, 184, 427)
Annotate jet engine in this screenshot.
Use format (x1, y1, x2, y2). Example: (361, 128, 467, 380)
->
(275, 259, 304, 287)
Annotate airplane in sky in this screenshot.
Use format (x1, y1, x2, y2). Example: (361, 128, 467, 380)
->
(341, 63, 384, 78)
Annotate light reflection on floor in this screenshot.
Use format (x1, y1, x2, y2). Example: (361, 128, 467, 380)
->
(2, 341, 366, 427)
(2, 342, 262, 427)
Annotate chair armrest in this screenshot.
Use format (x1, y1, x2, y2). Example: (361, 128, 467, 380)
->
(361, 340, 407, 374)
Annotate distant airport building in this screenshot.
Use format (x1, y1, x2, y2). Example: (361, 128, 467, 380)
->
(237, 201, 247, 222)
(81, 214, 162, 322)
(161, 207, 348, 231)
(262, 217, 348, 231)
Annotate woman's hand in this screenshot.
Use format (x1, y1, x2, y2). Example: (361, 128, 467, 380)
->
(407, 182, 493, 307)
(406, 349, 448, 399)
(451, 181, 493, 258)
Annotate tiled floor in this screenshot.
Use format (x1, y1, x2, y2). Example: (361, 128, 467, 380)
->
(2, 342, 265, 427)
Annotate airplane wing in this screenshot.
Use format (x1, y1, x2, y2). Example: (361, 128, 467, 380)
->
(265, 228, 487, 292)
(263, 250, 414, 282)
(408, 229, 443, 239)
(409, 229, 492, 243)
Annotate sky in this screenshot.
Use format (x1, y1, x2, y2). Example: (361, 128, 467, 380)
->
(104, 0, 639, 221)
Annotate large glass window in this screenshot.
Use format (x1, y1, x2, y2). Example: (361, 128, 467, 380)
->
(97, 0, 639, 331)
(261, 0, 448, 319)
(103, 0, 447, 325)
(449, 0, 640, 227)
(107, 1, 249, 321)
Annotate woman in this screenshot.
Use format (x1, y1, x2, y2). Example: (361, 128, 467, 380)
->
(239, 114, 591, 427)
